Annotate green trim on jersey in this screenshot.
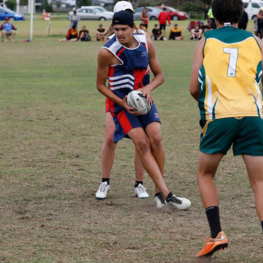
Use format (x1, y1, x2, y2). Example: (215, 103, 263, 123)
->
(198, 65, 206, 121)
(256, 61, 263, 84)
(204, 26, 255, 44)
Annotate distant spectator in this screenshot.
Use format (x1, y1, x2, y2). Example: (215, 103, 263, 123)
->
(140, 7, 149, 29)
(58, 25, 78, 42)
(207, 1, 217, 29)
(79, 25, 91, 41)
(204, 5, 209, 20)
(201, 20, 212, 32)
(169, 23, 184, 40)
(190, 24, 202, 40)
(158, 7, 171, 38)
(257, 8, 263, 39)
(96, 24, 105, 41)
(69, 10, 80, 28)
(151, 24, 164, 41)
(238, 7, 248, 30)
(0, 17, 17, 42)
(139, 23, 147, 32)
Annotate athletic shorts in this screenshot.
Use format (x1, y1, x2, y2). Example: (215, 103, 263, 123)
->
(199, 117, 263, 156)
(113, 103, 161, 143)
(105, 98, 110, 113)
(160, 24, 166, 30)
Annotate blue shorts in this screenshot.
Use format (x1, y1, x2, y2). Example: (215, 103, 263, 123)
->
(113, 103, 161, 143)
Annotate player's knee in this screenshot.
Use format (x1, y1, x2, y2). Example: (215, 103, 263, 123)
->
(149, 133, 162, 149)
(104, 134, 115, 148)
(135, 138, 150, 155)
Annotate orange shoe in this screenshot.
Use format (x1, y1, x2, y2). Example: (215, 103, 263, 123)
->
(196, 231, 228, 258)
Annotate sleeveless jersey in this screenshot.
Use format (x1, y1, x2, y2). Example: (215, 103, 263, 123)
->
(3, 23, 12, 31)
(198, 26, 262, 121)
(102, 32, 149, 115)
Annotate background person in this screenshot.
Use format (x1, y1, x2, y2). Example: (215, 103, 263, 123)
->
(151, 24, 164, 41)
(140, 7, 149, 29)
(190, 0, 263, 258)
(0, 17, 17, 42)
(238, 7, 248, 30)
(190, 24, 202, 40)
(96, 24, 105, 41)
(158, 7, 170, 39)
(69, 10, 80, 28)
(207, 1, 217, 29)
(96, 1, 149, 200)
(58, 25, 78, 42)
(169, 23, 184, 40)
(79, 25, 91, 41)
(257, 8, 263, 39)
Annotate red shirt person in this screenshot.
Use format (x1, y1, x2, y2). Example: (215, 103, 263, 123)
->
(158, 7, 171, 38)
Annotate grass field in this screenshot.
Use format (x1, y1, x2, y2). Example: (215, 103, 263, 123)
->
(1, 18, 263, 262)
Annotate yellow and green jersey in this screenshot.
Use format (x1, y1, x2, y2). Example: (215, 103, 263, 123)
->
(198, 26, 262, 121)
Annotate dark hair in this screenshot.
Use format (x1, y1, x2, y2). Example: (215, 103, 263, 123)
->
(162, 7, 166, 11)
(72, 24, 77, 29)
(212, 0, 242, 24)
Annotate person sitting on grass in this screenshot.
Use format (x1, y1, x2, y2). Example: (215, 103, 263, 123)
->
(190, 24, 202, 40)
(96, 24, 105, 41)
(169, 23, 184, 40)
(151, 24, 164, 41)
(0, 17, 17, 42)
(58, 25, 78, 42)
(79, 25, 91, 41)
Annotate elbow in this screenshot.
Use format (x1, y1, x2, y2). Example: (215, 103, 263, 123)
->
(160, 73, 165, 84)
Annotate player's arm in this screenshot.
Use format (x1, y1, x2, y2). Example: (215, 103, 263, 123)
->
(254, 35, 263, 85)
(189, 37, 205, 101)
(96, 48, 135, 113)
(140, 39, 165, 104)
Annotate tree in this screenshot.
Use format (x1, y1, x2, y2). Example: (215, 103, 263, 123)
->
(5, 0, 16, 10)
(41, 0, 53, 12)
(76, 0, 91, 8)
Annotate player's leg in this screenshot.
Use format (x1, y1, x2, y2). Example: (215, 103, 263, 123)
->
(2, 30, 7, 42)
(10, 30, 15, 42)
(196, 152, 228, 258)
(134, 147, 149, 198)
(242, 155, 263, 226)
(96, 112, 116, 199)
(129, 126, 190, 209)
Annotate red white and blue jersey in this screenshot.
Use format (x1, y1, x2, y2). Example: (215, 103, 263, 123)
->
(102, 33, 149, 115)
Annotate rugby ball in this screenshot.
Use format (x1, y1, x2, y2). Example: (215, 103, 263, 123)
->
(127, 90, 151, 115)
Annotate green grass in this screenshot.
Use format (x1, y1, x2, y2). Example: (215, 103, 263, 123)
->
(0, 19, 262, 262)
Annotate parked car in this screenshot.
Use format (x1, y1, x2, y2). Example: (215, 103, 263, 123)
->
(0, 7, 25, 21)
(243, 0, 263, 20)
(68, 7, 113, 20)
(133, 7, 162, 21)
(155, 6, 188, 20)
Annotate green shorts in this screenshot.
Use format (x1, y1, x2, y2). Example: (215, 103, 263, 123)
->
(199, 117, 263, 156)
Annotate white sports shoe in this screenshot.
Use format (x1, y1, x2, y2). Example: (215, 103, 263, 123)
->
(134, 184, 149, 199)
(95, 181, 110, 199)
(154, 193, 166, 209)
(167, 195, 191, 210)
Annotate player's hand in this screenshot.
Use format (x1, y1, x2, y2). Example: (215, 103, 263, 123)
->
(122, 96, 140, 115)
(138, 86, 153, 105)
(146, 65, 151, 75)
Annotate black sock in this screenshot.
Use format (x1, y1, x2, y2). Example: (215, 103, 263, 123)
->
(102, 178, 110, 185)
(155, 192, 162, 197)
(134, 181, 143, 188)
(165, 192, 173, 202)
(261, 221, 263, 233)
(205, 206, 222, 238)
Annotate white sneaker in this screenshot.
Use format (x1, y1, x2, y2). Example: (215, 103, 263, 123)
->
(154, 193, 166, 209)
(134, 184, 149, 199)
(167, 195, 191, 210)
(95, 181, 110, 199)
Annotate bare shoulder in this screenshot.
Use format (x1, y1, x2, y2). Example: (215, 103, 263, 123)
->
(254, 35, 263, 51)
(98, 48, 114, 64)
(195, 37, 205, 51)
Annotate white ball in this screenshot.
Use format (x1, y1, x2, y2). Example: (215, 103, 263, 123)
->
(127, 90, 151, 115)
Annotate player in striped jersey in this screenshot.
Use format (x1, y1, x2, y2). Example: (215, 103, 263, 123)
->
(97, 10, 191, 210)
(190, 0, 263, 258)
